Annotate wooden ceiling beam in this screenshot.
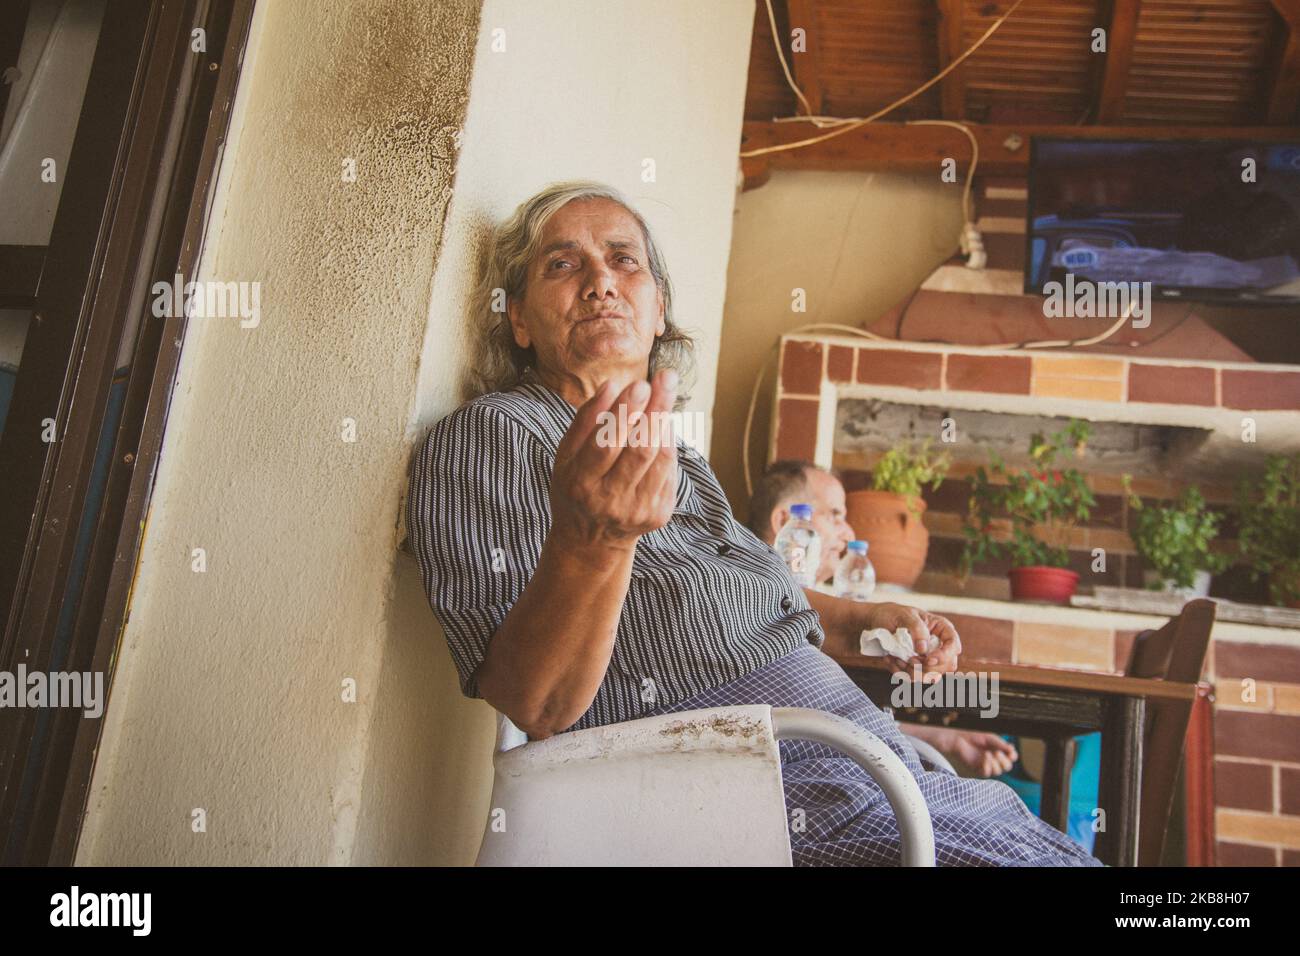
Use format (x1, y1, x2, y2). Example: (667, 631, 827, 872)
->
(1096, 0, 1142, 123)
(784, 0, 824, 116)
(739, 120, 1300, 188)
(1267, 3, 1300, 123)
(935, 0, 967, 120)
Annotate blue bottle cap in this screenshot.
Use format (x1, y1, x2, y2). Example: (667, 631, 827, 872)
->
(789, 504, 813, 520)
(847, 540, 868, 554)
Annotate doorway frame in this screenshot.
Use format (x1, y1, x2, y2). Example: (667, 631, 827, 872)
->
(0, 0, 256, 865)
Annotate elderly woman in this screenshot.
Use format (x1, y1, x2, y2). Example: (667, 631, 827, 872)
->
(408, 181, 1099, 867)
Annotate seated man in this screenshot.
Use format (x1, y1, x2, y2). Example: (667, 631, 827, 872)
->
(749, 459, 1019, 780)
(407, 179, 1100, 866)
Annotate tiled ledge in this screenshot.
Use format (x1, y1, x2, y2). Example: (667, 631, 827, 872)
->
(781, 333, 1300, 408)
(894, 589, 1300, 650)
(771, 332, 1300, 476)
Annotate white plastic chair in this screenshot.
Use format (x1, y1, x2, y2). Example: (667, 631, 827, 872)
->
(475, 704, 936, 866)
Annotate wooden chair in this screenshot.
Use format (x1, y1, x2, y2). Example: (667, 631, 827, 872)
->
(1035, 598, 1217, 865)
(1124, 597, 1217, 865)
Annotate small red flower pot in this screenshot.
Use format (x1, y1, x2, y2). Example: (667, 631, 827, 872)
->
(1008, 566, 1079, 604)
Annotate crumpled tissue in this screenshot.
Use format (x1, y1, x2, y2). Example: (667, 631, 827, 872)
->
(859, 625, 937, 662)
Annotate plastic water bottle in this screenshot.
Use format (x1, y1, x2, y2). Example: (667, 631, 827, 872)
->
(774, 503, 822, 587)
(834, 540, 877, 602)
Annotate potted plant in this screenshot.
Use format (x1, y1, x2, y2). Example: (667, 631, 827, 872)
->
(1236, 453, 1300, 607)
(845, 439, 950, 589)
(1122, 479, 1230, 599)
(960, 420, 1095, 604)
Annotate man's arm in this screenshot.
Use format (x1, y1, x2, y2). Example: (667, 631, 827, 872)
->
(802, 588, 962, 682)
(900, 724, 1018, 777)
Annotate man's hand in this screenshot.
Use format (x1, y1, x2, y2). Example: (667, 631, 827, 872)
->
(946, 730, 1018, 777)
(868, 602, 961, 683)
(901, 724, 1018, 778)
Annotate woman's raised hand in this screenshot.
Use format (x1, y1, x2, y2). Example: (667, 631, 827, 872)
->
(549, 369, 679, 552)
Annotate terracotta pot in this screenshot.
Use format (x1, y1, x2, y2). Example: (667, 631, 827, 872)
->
(845, 490, 929, 589)
(1008, 566, 1079, 604)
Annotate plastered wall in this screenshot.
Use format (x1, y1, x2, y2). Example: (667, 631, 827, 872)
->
(76, 0, 482, 865)
(78, 0, 756, 866)
(384, 0, 755, 863)
(709, 170, 965, 515)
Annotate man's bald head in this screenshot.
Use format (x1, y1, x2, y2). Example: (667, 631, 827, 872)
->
(748, 460, 856, 584)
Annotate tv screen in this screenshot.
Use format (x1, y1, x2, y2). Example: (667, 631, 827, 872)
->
(1026, 139, 1300, 304)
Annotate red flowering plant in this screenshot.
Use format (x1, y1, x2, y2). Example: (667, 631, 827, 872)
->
(960, 419, 1096, 574)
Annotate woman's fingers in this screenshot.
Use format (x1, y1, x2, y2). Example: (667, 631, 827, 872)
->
(558, 378, 618, 461)
(636, 420, 678, 508)
(605, 370, 677, 491)
(572, 377, 652, 477)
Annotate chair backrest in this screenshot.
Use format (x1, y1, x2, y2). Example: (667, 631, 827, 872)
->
(1123, 597, 1216, 865)
(476, 705, 794, 866)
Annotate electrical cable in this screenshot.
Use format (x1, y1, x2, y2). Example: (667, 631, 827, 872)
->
(746, 0, 1029, 158)
(738, 0, 1139, 495)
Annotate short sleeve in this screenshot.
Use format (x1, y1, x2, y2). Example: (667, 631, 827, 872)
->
(406, 402, 553, 698)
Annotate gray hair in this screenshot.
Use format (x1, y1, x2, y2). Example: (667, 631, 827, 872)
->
(465, 180, 695, 409)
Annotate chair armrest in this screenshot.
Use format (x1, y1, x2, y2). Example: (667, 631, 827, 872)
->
(772, 707, 936, 867)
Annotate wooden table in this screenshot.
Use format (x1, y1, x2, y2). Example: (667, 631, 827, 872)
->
(825, 651, 1198, 867)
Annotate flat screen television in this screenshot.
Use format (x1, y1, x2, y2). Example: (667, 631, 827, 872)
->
(1025, 138, 1300, 304)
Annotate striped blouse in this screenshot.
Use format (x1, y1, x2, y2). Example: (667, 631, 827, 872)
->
(406, 368, 823, 733)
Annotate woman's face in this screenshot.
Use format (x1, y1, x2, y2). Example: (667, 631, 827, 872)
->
(508, 198, 665, 387)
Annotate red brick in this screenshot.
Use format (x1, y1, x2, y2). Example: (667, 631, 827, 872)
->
(855, 349, 942, 390)
(827, 346, 854, 384)
(1221, 369, 1300, 411)
(1216, 841, 1278, 866)
(1215, 642, 1300, 684)
(926, 478, 969, 513)
(978, 198, 1027, 220)
(1214, 710, 1300, 762)
(1214, 759, 1273, 811)
(1128, 363, 1216, 406)
(942, 613, 1013, 662)
(972, 232, 1024, 271)
(780, 341, 823, 395)
(947, 353, 1031, 394)
(1282, 766, 1300, 815)
(1283, 848, 1300, 867)
(774, 398, 819, 462)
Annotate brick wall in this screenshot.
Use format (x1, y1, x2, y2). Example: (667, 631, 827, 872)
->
(771, 333, 1300, 865)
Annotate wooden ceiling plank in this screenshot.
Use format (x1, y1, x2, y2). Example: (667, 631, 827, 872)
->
(936, 0, 967, 120)
(1097, 0, 1143, 122)
(785, 0, 824, 116)
(739, 120, 1300, 185)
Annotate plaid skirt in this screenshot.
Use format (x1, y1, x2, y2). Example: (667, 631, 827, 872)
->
(648, 644, 1103, 867)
